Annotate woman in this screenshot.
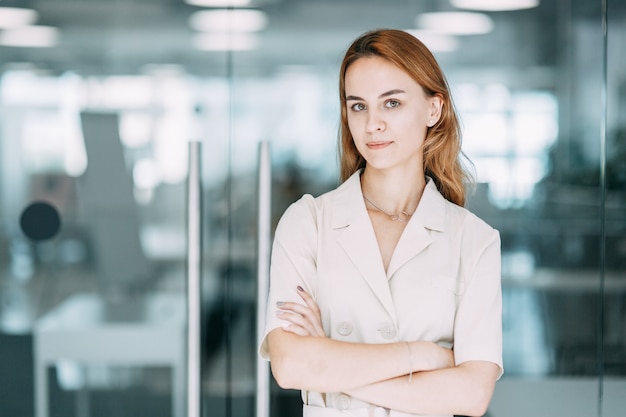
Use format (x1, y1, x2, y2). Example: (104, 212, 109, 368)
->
(260, 29, 503, 417)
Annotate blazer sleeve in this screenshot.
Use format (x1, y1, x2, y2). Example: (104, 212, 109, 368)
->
(258, 194, 319, 360)
(452, 221, 504, 377)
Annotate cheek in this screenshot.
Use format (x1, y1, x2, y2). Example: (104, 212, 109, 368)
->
(347, 116, 361, 138)
(399, 114, 427, 136)
(396, 118, 428, 146)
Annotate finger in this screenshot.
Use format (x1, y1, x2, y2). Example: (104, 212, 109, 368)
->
(297, 286, 322, 316)
(281, 323, 309, 337)
(277, 295, 325, 337)
(276, 310, 318, 336)
(296, 288, 325, 336)
(277, 301, 311, 317)
(278, 302, 324, 337)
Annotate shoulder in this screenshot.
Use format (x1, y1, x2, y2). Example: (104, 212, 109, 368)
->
(423, 179, 497, 240)
(279, 188, 335, 220)
(441, 197, 500, 249)
(275, 187, 338, 234)
(449, 201, 495, 232)
(277, 172, 358, 226)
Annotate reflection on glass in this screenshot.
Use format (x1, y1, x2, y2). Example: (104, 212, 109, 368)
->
(460, 86, 558, 209)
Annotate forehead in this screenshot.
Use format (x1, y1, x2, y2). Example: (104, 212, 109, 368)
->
(344, 56, 418, 93)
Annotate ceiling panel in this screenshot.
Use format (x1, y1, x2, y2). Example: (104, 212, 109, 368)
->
(0, 0, 619, 78)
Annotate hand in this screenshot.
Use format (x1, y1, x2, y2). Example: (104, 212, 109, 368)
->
(276, 286, 326, 338)
(436, 345, 455, 370)
(403, 341, 455, 373)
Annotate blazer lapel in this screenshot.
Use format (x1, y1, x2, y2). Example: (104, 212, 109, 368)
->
(332, 172, 398, 322)
(387, 178, 447, 278)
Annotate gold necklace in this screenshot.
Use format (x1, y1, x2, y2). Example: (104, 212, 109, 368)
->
(363, 195, 413, 222)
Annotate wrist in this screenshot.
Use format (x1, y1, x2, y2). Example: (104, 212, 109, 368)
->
(409, 341, 453, 372)
(404, 341, 413, 383)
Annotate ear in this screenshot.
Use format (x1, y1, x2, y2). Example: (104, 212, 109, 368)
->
(427, 94, 443, 127)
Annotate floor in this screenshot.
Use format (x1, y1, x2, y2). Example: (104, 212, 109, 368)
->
(0, 260, 302, 417)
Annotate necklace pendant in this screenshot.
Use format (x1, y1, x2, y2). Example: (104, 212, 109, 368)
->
(391, 211, 411, 222)
(363, 195, 413, 222)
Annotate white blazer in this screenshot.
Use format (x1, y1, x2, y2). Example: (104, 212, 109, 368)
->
(260, 170, 503, 417)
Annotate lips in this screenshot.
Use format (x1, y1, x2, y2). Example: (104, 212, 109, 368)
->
(366, 141, 392, 150)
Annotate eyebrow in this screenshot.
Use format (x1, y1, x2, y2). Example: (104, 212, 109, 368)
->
(345, 89, 406, 101)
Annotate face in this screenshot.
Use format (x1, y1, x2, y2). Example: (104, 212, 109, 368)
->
(344, 56, 442, 173)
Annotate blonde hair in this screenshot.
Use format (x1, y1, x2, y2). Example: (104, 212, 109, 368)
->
(338, 29, 473, 206)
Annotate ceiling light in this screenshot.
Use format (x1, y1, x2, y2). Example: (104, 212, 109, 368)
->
(193, 32, 260, 51)
(0, 7, 38, 28)
(141, 64, 187, 76)
(416, 12, 494, 35)
(451, 0, 539, 11)
(185, 0, 252, 6)
(189, 9, 268, 32)
(0, 26, 59, 48)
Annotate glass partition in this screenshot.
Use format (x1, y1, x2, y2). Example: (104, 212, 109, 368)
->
(0, 3, 211, 417)
(604, 0, 626, 415)
(0, 1, 624, 417)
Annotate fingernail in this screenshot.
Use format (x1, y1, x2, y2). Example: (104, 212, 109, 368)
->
(276, 310, 284, 316)
(297, 285, 304, 292)
(276, 301, 285, 306)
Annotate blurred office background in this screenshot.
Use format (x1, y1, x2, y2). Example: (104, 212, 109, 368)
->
(0, 0, 624, 416)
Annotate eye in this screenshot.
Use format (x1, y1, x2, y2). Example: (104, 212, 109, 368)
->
(350, 103, 366, 112)
(385, 99, 400, 108)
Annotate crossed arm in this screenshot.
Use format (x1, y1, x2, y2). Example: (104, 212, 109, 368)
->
(266, 287, 501, 417)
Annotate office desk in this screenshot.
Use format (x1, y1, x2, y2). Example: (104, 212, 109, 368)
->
(33, 292, 185, 417)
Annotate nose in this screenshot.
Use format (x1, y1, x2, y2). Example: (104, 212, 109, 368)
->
(365, 110, 385, 132)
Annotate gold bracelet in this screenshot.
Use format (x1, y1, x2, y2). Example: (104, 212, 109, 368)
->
(405, 341, 413, 383)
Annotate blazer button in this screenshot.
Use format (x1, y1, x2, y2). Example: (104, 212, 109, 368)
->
(378, 324, 397, 340)
(336, 321, 353, 336)
(336, 393, 351, 410)
(373, 407, 389, 417)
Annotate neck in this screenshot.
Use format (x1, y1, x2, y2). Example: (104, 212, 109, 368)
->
(360, 167, 426, 214)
